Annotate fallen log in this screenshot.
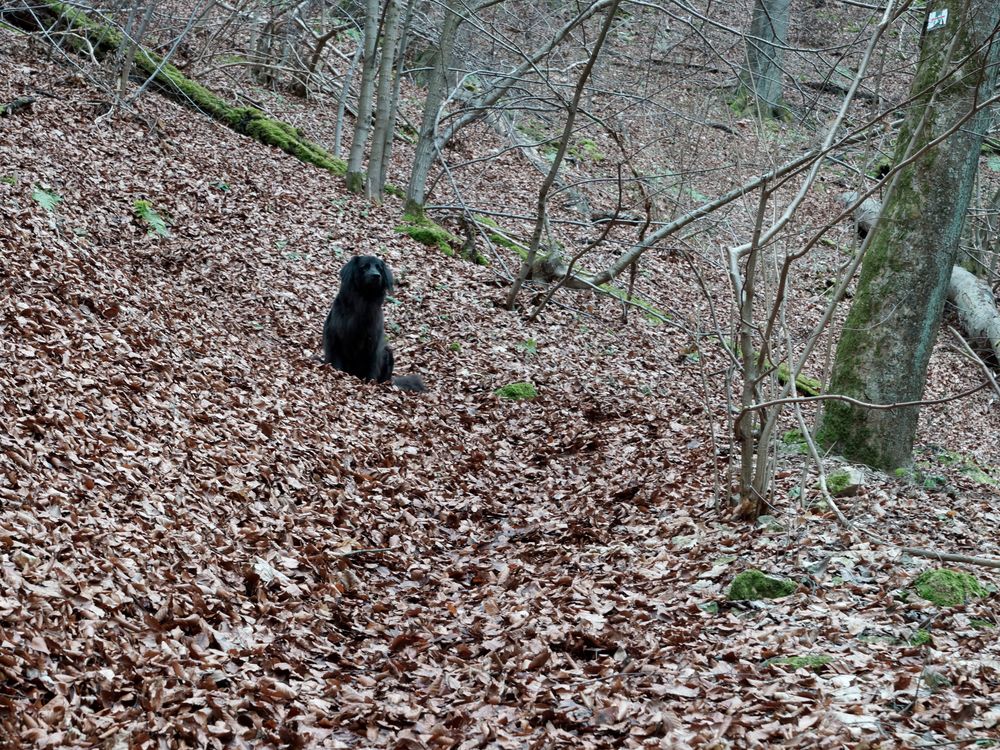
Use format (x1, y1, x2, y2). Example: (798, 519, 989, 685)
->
(1, 1, 345, 175)
(838, 190, 881, 238)
(1, 96, 36, 117)
(949, 266, 1000, 363)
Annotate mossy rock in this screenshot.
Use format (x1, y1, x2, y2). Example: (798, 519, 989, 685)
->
(728, 569, 797, 601)
(914, 569, 988, 607)
(494, 382, 537, 401)
(766, 654, 831, 671)
(825, 467, 864, 497)
(395, 212, 461, 255)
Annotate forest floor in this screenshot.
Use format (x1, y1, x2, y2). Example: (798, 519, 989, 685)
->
(2, 18, 1000, 750)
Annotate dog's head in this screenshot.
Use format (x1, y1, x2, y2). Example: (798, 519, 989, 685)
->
(340, 255, 393, 299)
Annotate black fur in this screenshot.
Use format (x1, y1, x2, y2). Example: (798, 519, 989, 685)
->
(323, 255, 426, 392)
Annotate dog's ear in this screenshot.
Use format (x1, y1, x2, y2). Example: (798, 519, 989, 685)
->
(379, 259, 394, 292)
(340, 257, 358, 286)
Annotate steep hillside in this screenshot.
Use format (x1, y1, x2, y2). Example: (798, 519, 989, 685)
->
(2, 24, 999, 750)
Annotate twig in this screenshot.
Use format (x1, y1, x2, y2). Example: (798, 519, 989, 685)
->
(739, 380, 990, 415)
(337, 547, 392, 557)
(947, 326, 1000, 398)
(898, 547, 1000, 570)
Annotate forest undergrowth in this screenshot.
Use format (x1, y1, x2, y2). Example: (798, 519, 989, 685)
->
(1, 20, 999, 749)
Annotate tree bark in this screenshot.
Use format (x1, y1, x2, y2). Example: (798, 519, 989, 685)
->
(738, 0, 790, 118)
(366, 0, 404, 200)
(404, 0, 463, 214)
(346, 0, 382, 193)
(838, 196, 1000, 363)
(819, 1, 1000, 470)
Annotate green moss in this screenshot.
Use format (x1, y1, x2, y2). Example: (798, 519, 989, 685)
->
(384, 183, 405, 199)
(474, 214, 500, 229)
(910, 629, 932, 646)
(970, 619, 995, 630)
(781, 429, 808, 454)
(894, 465, 949, 491)
(914, 569, 988, 607)
(395, 212, 461, 255)
(27, 2, 346, 177)
(598, 283, 670, 324)
(494, 382, 537, 401)
(489, 232, 523, 251)
(933, 450, 1000, 486)
(0, 175, 15, 186)
(767, 654, 832, 671)
(345, 171, 365, 193)
(448, 342, 461, 352)
(826, 469, 852, 496)
(728, 91, 750, 115)
(727, 570, 797, 601)
(569, 138, 605, 162)
(868, 156, 893, 180)
(776, 363, 821, 396)
(516, 120, 547, 142)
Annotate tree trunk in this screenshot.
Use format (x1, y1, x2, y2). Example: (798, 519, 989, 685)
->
(346, 0, 382, 193)
(819, 0, 1000, 470)
(738, 0, 790, 118)
(333, 42, 363, 158)
(366, 0, 404, 200)
(404, 0, 463, 215)
(949, 266, 1000, 363)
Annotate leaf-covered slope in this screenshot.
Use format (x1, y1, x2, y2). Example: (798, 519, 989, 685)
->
(1, 31, 999, 749)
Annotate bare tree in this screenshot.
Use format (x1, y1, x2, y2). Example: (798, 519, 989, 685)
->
(346, 0, 383, 193)
(737, 0, 791, 118)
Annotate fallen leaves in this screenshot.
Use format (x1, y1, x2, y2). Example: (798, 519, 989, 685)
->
(1, 21, 999, 750)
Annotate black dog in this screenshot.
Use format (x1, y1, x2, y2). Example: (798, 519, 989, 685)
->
(323, 255, 425, 391)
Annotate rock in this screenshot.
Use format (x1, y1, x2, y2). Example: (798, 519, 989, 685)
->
(827, 466, 864, 497)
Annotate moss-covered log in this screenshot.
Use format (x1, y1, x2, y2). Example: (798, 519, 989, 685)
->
(1, 1, 345, 175)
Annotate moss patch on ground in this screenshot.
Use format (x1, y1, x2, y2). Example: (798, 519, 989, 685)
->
(396, 212, 462, 256)
(494, 382, 537, 401)
(766, 654, 832, 671)
(914, 569, 988, 607)
(475, 214, 524, 253)
(728, 570, 797, 601)
(781, 429, 808, 455)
